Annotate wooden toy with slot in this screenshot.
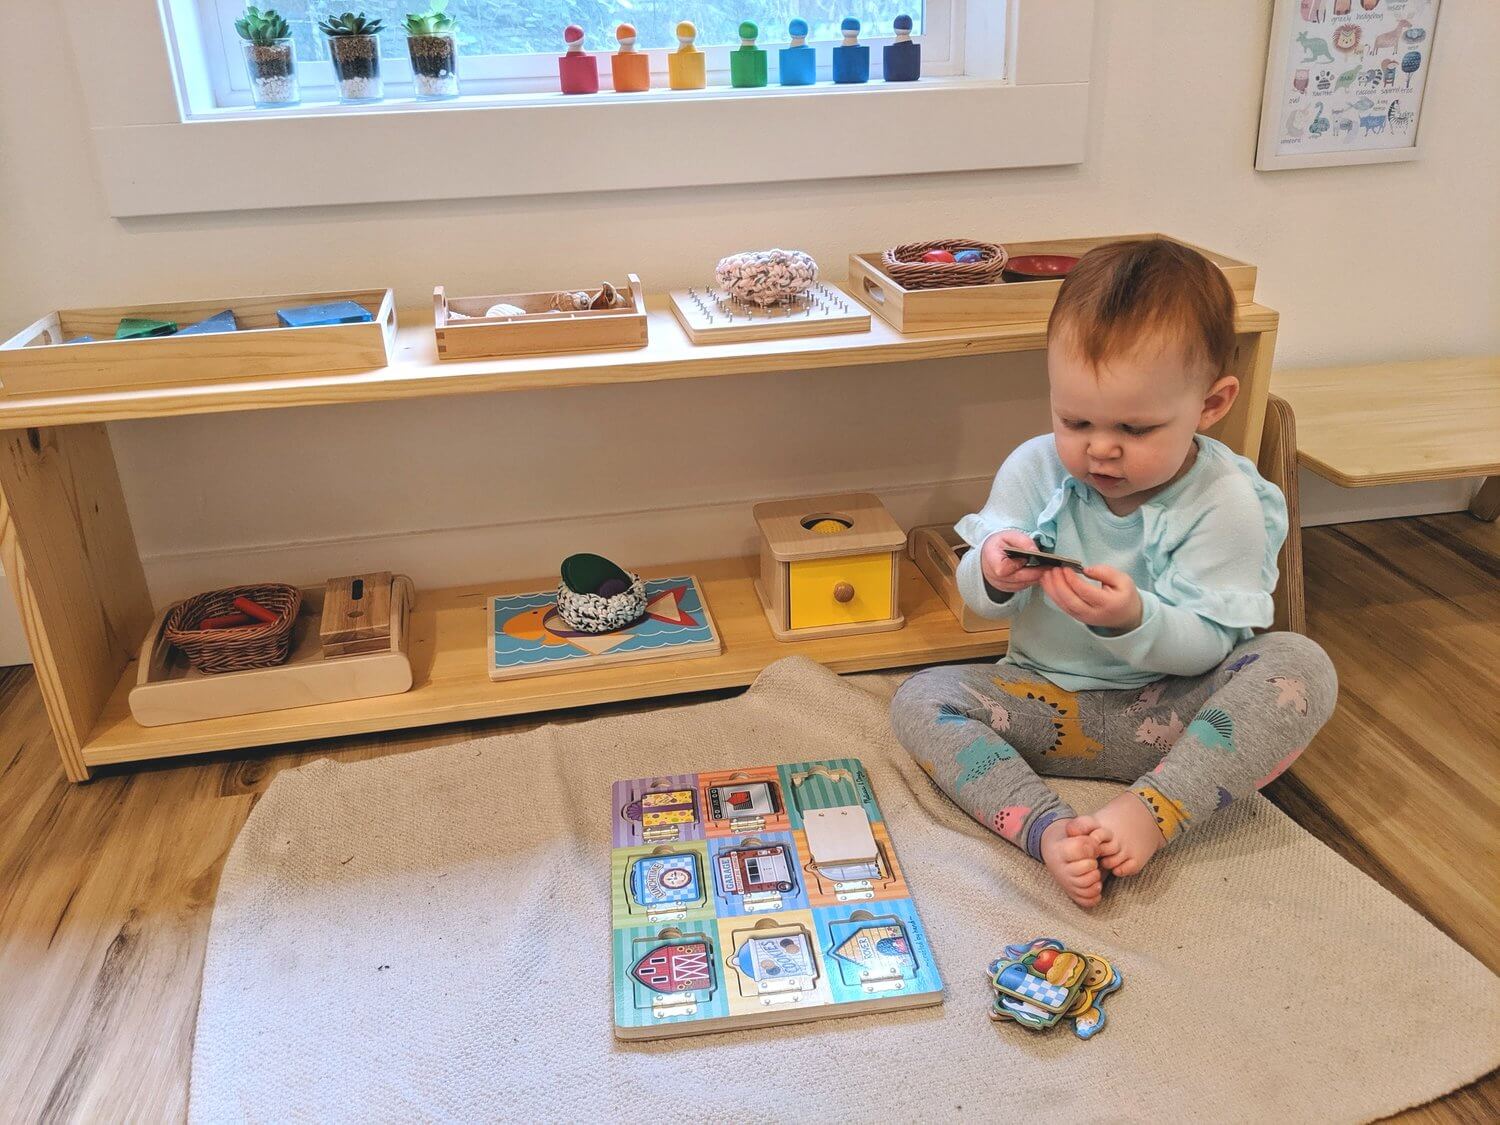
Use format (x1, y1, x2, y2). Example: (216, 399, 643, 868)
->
(753, 492, 906, 640)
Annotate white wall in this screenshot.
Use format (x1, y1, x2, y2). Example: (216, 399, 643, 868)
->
(1, 2, 1496, 647)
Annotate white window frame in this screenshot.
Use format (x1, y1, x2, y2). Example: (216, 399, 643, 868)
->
(70, 0, 1093, 216)
(195, 0, 962, 107)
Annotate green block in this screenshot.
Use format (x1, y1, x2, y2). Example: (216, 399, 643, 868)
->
(115, 317, 178, 340)
(730, 47, 768, 88)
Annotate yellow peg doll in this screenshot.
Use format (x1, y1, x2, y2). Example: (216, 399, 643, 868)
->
(668, 20, 706, 90)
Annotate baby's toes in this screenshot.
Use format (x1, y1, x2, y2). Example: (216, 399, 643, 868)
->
(1099, 848, 1128, 872)
(1066, 815, 1101, 839)
(1110, 854, 1143, 877)
(1058, 834, 1098, 863)
(1092, 830, 1121, 858)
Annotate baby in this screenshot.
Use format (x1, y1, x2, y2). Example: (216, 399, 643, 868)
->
(891, 240, 1337, 907)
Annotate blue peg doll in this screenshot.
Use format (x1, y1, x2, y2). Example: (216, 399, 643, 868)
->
(779, 18, 816, 86)
(883, 14, 920, 82)
(832, 17, 869, 84)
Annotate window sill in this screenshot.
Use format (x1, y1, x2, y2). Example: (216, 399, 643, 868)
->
(93, 76, 1088, 216)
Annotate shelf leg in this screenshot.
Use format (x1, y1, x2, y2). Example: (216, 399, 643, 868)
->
(0, 426, 153, 782)
(1257, 395, 1306, 635)
(1469, 476, 1500, 522)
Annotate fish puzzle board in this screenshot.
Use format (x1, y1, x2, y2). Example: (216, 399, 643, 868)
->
(488, 576, 721, 682)
(668, 282, 871, 345)
(611, 758, 944, 1039)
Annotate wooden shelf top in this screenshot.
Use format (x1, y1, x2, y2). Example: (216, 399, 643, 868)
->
(0, 292, 1279, 429)
(82, 554, 1009, 768)
(1273, 355, 1500, 487)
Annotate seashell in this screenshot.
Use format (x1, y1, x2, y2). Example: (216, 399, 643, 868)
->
(485, 302, 528, 317)
(714, 248, 818, 307)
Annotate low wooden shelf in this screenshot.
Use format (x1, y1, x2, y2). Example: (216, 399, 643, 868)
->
(0, 294, 1280, 430)
(0, 241, 1280, 781)
(81, 555, 1008, 768)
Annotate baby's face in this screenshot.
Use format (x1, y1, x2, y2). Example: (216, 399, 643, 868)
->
(1046, 338, 1230, 502)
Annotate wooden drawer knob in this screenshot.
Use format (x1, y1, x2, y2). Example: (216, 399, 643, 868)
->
(833, 582, 855, 603)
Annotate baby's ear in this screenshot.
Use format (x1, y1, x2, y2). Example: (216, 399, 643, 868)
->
(1200, 373, 1240, 428)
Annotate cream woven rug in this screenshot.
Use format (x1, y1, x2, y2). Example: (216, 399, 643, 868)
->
(191, 657, 1500, 1123)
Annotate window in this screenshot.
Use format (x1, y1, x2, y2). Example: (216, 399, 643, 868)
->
(182, 0, 962, 113)
(82, 0, 1090, 215)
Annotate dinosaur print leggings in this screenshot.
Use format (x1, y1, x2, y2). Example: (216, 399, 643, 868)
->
(889, 632, 1337, 860)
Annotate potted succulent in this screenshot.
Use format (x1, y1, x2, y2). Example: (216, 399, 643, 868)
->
(235, 6, 300, 108)
(404, 1, 461, 99)
(319, 11, 385, 103)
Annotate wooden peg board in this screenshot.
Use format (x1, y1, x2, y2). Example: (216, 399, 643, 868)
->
(668, 282, 870, 345)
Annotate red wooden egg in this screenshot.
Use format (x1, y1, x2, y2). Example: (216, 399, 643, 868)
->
(921, 250, 956, 264)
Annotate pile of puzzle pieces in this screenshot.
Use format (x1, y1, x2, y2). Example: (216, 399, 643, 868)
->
(985, 937, 1122, 1039)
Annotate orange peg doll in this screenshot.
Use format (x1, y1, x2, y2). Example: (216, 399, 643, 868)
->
(611, 23, 650, 91)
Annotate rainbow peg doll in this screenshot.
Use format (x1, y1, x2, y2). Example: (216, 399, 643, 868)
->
(730, 21, 768, 88)
(611, 23, 650, 91)
(558, 25, 599, 94)
(779, 18, 816, 86)
(832, 17, 869, 84)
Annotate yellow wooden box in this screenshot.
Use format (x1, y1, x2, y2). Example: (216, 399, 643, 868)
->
(752, 492, 906, 641)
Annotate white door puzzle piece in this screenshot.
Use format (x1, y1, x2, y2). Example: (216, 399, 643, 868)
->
(803, 806, 878, 866)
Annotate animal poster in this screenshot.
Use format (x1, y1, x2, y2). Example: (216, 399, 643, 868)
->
(1256, 0, 1440, 170)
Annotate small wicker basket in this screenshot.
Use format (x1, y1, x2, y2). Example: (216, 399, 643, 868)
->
(880, 239, 1009, 290)
(163, 583, 302, 674)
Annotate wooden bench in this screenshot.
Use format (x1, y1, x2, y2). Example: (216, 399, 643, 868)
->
(1272, 356, 1500, 521)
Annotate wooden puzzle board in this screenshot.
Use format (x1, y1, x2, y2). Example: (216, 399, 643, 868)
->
(668, 282, 871, 345)
(611, 758, 944, 1039)
(488, 575, 721, 682)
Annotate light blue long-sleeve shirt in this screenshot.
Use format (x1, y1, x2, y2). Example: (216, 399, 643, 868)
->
(954, 433, 1288, 691)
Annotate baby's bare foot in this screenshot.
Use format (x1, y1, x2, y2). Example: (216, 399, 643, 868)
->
(1068, 813, 1120, 863)
(1039, 818, 1104, 908)
(1093, 790, 1167, 877)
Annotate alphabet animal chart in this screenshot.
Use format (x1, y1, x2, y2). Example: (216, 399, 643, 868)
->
(1256, 0, 1440, 170)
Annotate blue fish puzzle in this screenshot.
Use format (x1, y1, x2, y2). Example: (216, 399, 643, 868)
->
(276, 300, 373, 328)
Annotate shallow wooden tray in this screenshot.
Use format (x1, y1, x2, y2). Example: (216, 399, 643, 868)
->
(129, 578, 413, 727)
(433, 275, 648, 360)
(848, 234, 1257, 334)
(907, 524, 1007, 634)
(0, 288, 397, 396)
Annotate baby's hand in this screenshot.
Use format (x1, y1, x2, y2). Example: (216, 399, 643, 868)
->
(980, 530, 1048, 594)
(1040, 564, 1143, 633)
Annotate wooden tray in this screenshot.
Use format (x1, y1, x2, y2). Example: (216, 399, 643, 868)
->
(907, 524, 1007, 634)
(668, 282, 870, 344)
(0, 288, 397, 396)
(848, 234, 1258, 334)
(434, 275, 648, 360)
(129, 577, 413, 727)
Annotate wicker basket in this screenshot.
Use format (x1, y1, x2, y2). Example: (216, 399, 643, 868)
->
(163, 583, 302, 674)
(880, 239, 1009, 290)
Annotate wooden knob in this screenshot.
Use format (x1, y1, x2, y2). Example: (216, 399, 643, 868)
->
(833, 582, 855, 603)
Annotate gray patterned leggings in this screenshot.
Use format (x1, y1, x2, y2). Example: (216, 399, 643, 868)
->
(889, 632, 1337, 859)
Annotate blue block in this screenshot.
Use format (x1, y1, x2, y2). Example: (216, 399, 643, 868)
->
(63, 335, 96, 345)
(832, 44, 869, 84)
(883, 39, 920, 82)
(779, 45, 816, 86)
(175, 309, 240, 336)
(276, 300, 374, 328)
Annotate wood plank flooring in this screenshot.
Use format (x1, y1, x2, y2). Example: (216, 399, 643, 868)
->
(1, 513, 1496, 1122)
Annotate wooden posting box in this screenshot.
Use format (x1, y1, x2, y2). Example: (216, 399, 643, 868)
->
(906, 524, 1007, 634)
(753, 492, 906, 641)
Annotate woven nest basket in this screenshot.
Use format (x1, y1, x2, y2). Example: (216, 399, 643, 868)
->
(164, 583, 302, 674)
(881, 239, 1009, 290)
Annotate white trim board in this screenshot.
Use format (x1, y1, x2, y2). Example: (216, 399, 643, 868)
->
(66, 0, 1097, 216)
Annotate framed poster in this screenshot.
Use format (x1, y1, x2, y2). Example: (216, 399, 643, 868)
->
(1255, 0, 1440, 171)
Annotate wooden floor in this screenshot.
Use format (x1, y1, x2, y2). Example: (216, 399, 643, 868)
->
(1, 513, 1496, 1121)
